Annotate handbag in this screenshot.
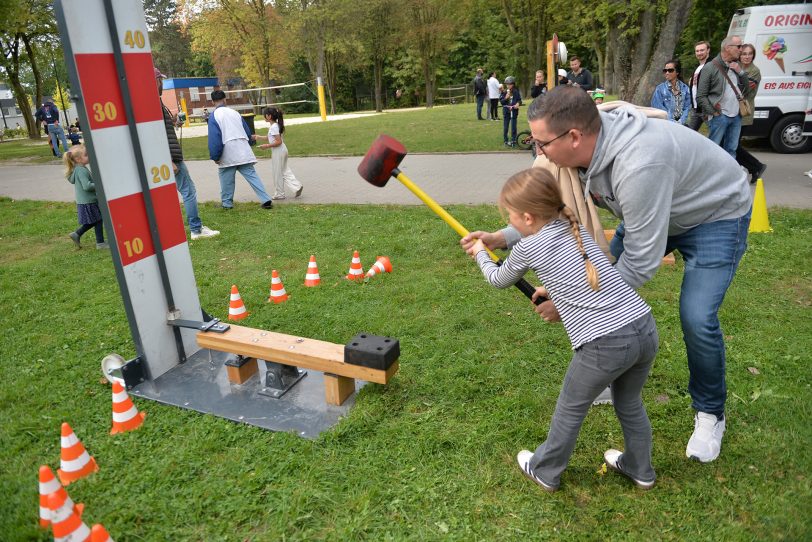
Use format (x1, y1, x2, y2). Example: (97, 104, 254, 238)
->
(713, 59, 751, 117)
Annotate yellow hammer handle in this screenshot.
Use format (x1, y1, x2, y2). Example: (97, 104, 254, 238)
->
(395, 171, 499, 261)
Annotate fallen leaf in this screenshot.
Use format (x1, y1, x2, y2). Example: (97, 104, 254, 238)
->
(436, 521, 449, 534)
(747, 367, 760, 375)
(655, 393, 670, 403)
(597, 463, 607, 475)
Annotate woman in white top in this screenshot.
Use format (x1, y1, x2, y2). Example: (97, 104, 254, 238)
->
(487, 72, 501, 120)
(257, 107, 303, 200)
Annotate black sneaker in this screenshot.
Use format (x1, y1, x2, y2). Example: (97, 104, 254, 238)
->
(261, 200, 273, 209)
(69, 231, 81, 249)
(295, 186, 303, 198)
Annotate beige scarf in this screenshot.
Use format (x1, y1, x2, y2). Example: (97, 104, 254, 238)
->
(531, 100, 667, 261)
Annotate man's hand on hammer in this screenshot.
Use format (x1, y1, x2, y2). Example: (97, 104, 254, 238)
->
(532, 287, 561, 323)
(460, 230, 507, 253)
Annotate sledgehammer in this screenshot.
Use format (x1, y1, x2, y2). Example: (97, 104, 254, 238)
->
(357, 134, 545, 305)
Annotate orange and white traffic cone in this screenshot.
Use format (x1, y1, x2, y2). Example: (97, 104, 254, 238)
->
(91, 524, 115, 542)
(304, 255, 321, 287)
(56, 423, 98, 486)
(48, 490, 91, 542)
(268, 270, 289, 303)
(110, 380, 146, 435)
(365, 256, 392, 278)
(39, 465, 83, 528)
(346, 250, 364, 280)
(228, 284, 249, 320)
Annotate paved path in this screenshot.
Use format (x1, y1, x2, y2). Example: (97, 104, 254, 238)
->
(1, 150, 810, 208)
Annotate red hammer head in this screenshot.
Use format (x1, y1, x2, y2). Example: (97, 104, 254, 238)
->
(357, 135, 407, 187)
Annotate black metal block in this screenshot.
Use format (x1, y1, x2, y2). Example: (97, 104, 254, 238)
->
(344, 333, 400, 370)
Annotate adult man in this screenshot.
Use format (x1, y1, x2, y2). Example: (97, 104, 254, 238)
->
(35, 100, 69, 158)
(155, 68, 219, 240)
(696, 36, 749, 158)
(686, 41, 711, 131)
(566, 57, 593, 91)
(207, 89, 273, 210)
(462, 86, 751, 463)
(473, 69, 487, 120)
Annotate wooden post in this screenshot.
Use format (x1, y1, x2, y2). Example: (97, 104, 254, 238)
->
(324, 374, 356, 406)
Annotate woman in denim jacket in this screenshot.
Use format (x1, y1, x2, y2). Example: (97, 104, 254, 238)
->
(651, 59, 691, 125)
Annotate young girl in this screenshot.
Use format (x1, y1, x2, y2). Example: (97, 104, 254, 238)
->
(464, 167, 658, 491)
(257, 107, 302, 200)
(499, 76, 522, 147)
(64, 145, 107, 249)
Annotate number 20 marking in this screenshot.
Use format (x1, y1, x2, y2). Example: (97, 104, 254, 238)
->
(151, 165, 171, 183)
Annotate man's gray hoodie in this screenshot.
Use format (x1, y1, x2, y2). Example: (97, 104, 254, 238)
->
(504, 106, 751, 289)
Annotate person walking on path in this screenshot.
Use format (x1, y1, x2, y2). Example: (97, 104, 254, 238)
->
(64, 145, 107, 250)
(155, 67, 219, 239)
(473, 69, 488, 120)
(463, 167, 658, 492)
(35, 100, 70, 158)
(207, 89, 273, 210)
(256, 107, 303, 200)
(736, 43, 767, 183)
(487, 72, 501, 120)
(463, 86, 752, 464)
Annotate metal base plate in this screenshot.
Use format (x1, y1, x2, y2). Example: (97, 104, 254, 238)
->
(129, 349, 363, 438)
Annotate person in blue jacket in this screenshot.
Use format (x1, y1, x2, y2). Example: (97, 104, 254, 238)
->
(651, 59, 691, 125)
(500, 76, 523, 146)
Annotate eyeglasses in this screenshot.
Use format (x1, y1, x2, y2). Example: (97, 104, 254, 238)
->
(662, 68, 676, 73)
(728, 44, 742, 48)
(533, 130, 572, 153)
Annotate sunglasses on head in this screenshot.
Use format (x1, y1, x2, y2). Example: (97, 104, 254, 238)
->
(662, 68, 676, 73)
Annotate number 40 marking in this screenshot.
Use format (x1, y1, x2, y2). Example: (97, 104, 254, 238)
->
(123, 30, 145, 49)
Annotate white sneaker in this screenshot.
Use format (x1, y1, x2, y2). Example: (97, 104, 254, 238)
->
(686, 412, 725, 463)
(805, 169, 812, 179)
(603, 449, 655, 490)
(191, 225, 220, 240)
(516, 450, 557, 492)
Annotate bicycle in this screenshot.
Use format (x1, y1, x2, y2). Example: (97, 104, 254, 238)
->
(515, 130, 537, 157)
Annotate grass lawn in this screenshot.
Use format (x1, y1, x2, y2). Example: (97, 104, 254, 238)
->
(0, 198, 810, 540)
(0, 103, 532, 163)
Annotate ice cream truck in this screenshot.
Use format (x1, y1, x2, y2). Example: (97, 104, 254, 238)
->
(729, 4, 812, 153)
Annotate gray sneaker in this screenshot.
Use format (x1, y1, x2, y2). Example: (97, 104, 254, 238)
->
(96, 242, 110, 250)
(69, 231, 81, 248)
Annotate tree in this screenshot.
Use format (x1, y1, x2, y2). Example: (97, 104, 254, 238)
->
(407, 0, 461, 107)
(0, 0, 55, 138)
(190, 0, 289, 102)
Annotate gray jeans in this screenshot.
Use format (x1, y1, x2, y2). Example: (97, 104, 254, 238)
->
(528, 312, 658, 487)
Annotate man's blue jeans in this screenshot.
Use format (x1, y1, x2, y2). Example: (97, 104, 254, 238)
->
(610, 210, 751, 416)
(475, 94, 485, 119)
(48, 123, 70, 157)
(707, 114, 741, 158)
(218, 163, 272, 208)
(174, 161, 202, 234)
